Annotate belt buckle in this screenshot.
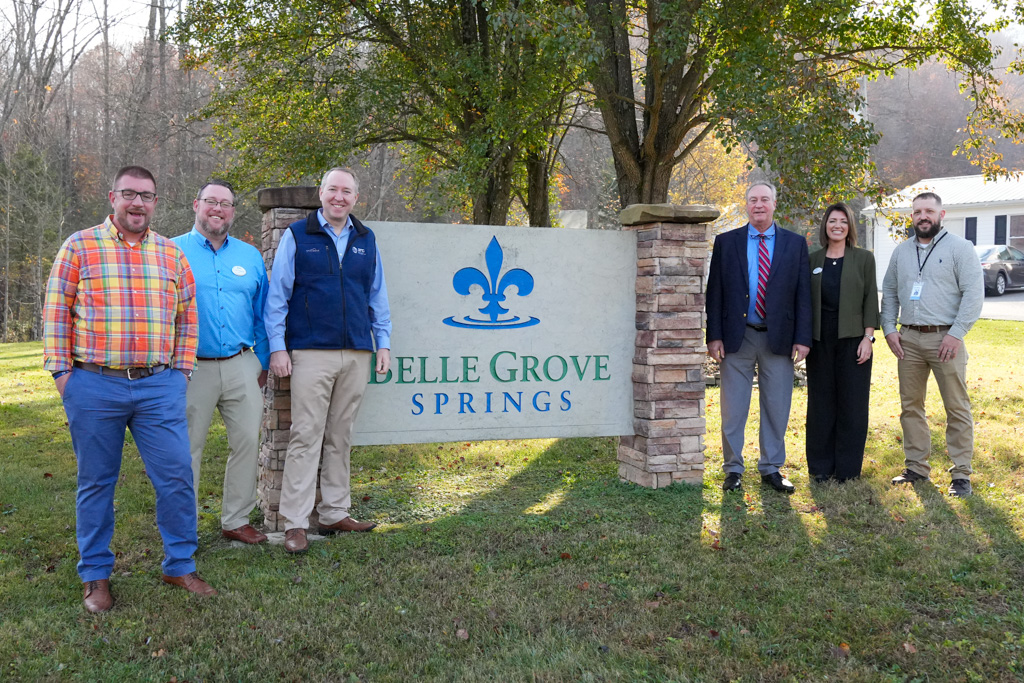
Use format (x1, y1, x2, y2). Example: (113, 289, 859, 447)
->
(126, 367, 142, 380)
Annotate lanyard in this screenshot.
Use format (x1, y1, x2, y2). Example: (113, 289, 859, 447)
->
(915, 232, 947, 278)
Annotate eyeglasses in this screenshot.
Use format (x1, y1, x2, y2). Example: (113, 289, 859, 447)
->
(200, 198, 235, 209)
(113, 189, 157, 203)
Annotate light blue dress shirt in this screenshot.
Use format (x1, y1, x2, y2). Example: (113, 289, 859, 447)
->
(745, 223, 777, 324)
(264, 210, 392, 354)
(172, 228, 270, 369)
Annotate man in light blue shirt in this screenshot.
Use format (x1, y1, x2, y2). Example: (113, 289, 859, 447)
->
(173, 180, 270, 544)
(265, 167, 391, 554)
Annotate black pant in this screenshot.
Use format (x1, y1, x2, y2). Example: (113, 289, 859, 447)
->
(805, 310, 872, 480)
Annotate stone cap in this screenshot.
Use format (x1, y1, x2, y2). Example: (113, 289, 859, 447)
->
(620, 203, 720, 226)
(258, 186, 320, 212)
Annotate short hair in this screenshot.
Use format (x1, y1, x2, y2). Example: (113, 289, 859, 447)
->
(818, 202, 858, 248)
(320, 167, 360, 194)
(112, 165, 156, 191)
(746, 181, 776, 201)
(912, 191, 942, 206)
(195, 179, 235, 203)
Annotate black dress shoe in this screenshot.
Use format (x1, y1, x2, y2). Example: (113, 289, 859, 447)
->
(891, 469, 927, 485)
(722, 473, 742, 491)
(761, 472, 795, 493)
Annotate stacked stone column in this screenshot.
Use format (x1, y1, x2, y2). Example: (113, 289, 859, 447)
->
(618, 204, 718, 488)
(256, 186, 320, 531)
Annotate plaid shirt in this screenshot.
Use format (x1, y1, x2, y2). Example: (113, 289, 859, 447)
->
(43, 217, 198, 373)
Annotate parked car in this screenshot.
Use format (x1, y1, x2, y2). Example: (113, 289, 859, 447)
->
(975, 244, 1024, 296)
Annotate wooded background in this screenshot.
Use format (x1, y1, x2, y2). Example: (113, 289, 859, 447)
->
(4, 0, 1024, 342)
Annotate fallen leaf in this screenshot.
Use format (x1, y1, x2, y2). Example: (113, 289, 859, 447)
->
(43, 473, 53, 479)
(830, 642, 851, 659)
(455, 629, 469, 640)
(598, 645, 609, 653)
(362, 496, 371, 501)
(151, 649, 167, 658)
(740, 628, 750, 635)
(646, 601, 660, 609)
(577, 582, 590, 591)
(560, 552, 572, 560)
(708, 629, 720, 639)
(903, 642, 917, 653)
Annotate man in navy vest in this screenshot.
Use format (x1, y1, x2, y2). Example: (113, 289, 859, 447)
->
(706, 181, 811, 494)
(265, 167, 392, 553)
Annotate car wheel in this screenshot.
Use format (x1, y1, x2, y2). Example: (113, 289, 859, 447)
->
(995, 272, 1007, 296)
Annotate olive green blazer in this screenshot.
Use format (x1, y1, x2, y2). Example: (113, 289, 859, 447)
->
(809, 246, 880, 341)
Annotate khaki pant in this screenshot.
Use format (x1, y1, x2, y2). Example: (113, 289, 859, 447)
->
(279, 349, 371, 530)
(897, 328, 974, 479)
(185, 349, 264, 530)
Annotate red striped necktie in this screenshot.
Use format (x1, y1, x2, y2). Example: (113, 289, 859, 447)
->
(755, 234, 770, 319)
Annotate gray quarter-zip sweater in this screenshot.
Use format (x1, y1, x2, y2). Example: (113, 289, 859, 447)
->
(880, 228, 984, 340)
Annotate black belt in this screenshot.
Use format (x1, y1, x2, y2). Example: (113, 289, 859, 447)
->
(901, 324, 951, 334)
(196, 348, 248, 362)
(746, 323, 768, 332)
(73, 361, 169, 380)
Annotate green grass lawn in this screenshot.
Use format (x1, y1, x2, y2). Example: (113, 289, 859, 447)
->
(2, 320, 1024, 681)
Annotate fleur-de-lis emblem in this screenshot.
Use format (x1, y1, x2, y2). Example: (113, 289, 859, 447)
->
(443, 236, 540, 329)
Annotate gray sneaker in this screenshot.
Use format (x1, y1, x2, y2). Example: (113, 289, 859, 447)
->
(948, 479, 972, 498)
(891, 469, 928, 485)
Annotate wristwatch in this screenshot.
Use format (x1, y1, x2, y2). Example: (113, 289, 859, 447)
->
(865, 334, 875, 343)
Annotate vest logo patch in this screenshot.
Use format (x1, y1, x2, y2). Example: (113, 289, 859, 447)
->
(351, 246, 367, 255)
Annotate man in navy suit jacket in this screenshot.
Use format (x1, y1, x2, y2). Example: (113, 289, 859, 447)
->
(706, 182, 812, 493)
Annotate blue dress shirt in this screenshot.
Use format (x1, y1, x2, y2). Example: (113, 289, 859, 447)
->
(264, 210, 392, 354)
(172, 228, 270, 369)
(746, 222, 777, 324)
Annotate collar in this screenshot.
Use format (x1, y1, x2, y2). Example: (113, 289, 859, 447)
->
(747, 222, 776, 239)
(105, 215, 149, 245)
(316, 209, 353, 234)
(189, 225, 230, 251)
(914, 227, 947, 249)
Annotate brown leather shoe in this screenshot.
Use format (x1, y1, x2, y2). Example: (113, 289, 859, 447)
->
(83, 579, 113, 613)
(222, 524, 268, 544)
(161, 572, 218, 596)
(284, 528, 309, 554)
(318, 517, 377, 534)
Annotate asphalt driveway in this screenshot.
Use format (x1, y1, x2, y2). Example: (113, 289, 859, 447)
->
(981, 290, 1024, 321)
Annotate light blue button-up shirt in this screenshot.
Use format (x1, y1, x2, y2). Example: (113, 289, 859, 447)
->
(264, 210, 392, 354)
(746, 222, 776, 324)
(172, 228, 270, 369)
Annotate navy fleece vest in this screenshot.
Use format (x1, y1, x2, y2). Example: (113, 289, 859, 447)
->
(284, 212, 377, 351)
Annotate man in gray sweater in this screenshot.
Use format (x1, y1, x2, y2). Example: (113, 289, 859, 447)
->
(880, 191, 984, 497)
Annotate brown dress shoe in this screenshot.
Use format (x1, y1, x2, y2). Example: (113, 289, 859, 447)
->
(83, 579, 113, 613)
(284, 528, 309, 554)
(222, 524, 268, 544)
(318, 517, 377, 534)
(161, 572, 218, 596)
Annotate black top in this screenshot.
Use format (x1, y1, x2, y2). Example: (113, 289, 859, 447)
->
(821, 256, 843, 312)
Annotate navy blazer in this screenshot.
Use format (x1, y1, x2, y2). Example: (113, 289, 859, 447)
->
(706, 224, 812, 355)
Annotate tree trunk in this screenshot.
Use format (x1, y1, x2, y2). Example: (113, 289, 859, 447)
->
(526, 150, 550, 227)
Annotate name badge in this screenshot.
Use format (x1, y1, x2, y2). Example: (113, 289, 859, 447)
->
(232, 265, 247, 277)
(910, 281, 923, 301)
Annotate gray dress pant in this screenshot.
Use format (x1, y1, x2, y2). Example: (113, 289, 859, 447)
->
(720, 326, 795, 475)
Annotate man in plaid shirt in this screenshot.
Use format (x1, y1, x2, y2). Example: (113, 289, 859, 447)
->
(43, 165, 217, 613)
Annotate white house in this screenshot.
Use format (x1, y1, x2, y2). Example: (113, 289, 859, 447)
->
(862, 174, 1024, 287)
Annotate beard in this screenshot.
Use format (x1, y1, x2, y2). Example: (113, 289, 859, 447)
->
(198, 216, 231, 238)
(913, 218, 941, 240)
(114, 206, 149, 234)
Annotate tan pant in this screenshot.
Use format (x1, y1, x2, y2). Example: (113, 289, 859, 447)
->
(185, 349, 264, 530)
(897, 328, 974, 479)
(279, 349, 371, 530)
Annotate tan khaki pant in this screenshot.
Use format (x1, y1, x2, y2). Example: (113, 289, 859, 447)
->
(897, 328, 974, 479)
(279, 349, 371, 530)
(185, 349, 264, 530)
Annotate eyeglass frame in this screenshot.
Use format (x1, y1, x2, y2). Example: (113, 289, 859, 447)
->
(199, 197, 236, 209)
(112, 189, 157, 203)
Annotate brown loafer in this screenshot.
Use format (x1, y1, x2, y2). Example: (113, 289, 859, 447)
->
(222, 524, 268, 544)
(161, 571, 218, 597)
(83, 579, 113, 613)
(318, 517, 377, 534)
(284, 528, 309, 554)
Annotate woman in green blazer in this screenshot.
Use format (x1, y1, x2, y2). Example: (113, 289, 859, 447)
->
(806, 202, 880, 482)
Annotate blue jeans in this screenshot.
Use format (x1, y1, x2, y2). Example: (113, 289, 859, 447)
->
(62, 367, 198, 581)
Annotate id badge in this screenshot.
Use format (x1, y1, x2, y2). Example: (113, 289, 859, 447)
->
(910, 280, 923, 301)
